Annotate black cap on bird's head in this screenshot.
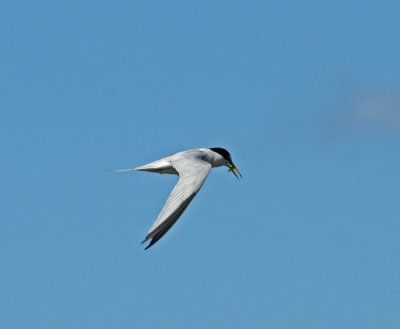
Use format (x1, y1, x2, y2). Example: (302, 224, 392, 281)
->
(210, 147, 242, 179)
(210, 147, 232, 161)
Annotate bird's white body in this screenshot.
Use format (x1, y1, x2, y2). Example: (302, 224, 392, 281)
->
(134, 148, 226, 174)
(110, 147, 240, 249)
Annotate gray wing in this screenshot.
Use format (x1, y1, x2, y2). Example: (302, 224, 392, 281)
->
(142, 157, 212, 249)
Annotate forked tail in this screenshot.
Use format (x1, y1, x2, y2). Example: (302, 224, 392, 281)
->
(106, 168, 136, 172)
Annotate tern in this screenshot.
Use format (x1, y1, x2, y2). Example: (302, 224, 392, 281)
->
(110, 147, 241, 249)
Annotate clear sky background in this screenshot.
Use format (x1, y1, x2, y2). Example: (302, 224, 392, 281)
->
(1, 1, 400, 328)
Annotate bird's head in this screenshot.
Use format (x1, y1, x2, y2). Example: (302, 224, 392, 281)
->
(210, 147, 242, 179)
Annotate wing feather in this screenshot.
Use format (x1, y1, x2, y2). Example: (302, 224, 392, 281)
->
(142, 157, 211, 249)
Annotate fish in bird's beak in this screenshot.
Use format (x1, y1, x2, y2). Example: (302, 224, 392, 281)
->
(226, 161, 242, 180)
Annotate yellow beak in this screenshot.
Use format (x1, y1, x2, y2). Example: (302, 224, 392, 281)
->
(226, 161, 242, 180)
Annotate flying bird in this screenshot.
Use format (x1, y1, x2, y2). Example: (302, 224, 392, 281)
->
(110, 147, 241, 250)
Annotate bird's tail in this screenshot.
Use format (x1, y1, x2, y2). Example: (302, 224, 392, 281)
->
(106, 168, 136, 172)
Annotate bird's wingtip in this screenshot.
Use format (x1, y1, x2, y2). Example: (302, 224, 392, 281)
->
(141, 236, 152, 250)
(142, 237, 157, 250)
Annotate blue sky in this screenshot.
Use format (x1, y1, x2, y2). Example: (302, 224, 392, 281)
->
(1, 1, 400, 328)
